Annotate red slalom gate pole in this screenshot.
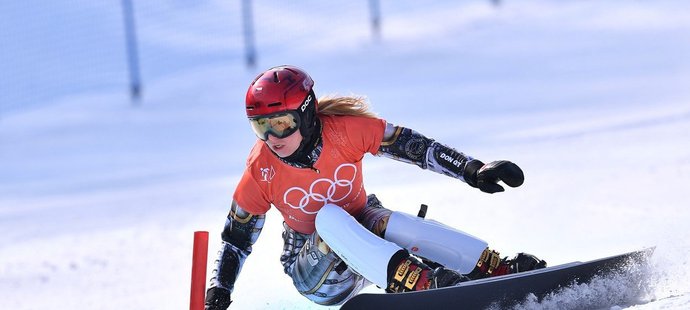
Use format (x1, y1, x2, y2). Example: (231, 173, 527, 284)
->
(190, 231, 209, 310)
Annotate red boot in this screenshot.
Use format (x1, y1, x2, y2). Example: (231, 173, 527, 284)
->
(466, 248, 547, 280)
(386, 252, 468, 293)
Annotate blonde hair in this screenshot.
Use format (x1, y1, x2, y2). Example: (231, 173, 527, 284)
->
(317, 95, 377, 118)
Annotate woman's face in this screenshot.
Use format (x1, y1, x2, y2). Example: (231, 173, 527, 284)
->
(265, 130, 302, 158)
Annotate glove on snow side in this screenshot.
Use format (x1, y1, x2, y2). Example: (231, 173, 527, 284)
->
(205, 286, 232, 310)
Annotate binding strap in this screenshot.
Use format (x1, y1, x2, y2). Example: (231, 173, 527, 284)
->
(477, 248, 503, 274)
(387, 258, 430, 293)
(467, 247, 511, 279)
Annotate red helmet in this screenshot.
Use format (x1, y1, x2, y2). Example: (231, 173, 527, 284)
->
(245, 65, 315, 117)
(245, 65, 320, 143)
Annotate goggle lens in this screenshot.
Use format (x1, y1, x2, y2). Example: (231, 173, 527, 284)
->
(249, 112, 300, 140)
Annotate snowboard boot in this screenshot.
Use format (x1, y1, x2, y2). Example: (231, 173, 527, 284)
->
(386, 251, 468, 293)
(466, 248, 547, 280)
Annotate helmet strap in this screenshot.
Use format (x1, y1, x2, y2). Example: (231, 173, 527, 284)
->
(281, 116, 322, 167)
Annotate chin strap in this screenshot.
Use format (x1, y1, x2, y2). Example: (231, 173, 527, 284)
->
(278, 118, 323, 169)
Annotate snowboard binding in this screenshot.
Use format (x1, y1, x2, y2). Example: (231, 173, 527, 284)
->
(386, 253, 468, 293)
(466, 248, 547, 280)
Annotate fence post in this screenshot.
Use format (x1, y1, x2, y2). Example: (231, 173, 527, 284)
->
(369, 0, 381, 40)
(121, 0, 142, 104)
(241, 0, 257, 69)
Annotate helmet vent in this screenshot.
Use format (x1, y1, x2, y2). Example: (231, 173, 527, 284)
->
(267, 102, 282, 107)
(273, 71, 280, 83)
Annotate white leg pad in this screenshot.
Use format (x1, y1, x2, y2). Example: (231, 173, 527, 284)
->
(315, 204, 402, 288)
(385, 211, 488, 274)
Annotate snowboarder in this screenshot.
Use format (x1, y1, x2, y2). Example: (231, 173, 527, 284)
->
(204, 65, 546, 309)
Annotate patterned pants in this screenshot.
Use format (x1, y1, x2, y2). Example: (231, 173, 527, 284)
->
(280, 194, 392, 306)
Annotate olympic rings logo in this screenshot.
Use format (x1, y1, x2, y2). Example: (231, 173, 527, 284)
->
(283, 163, 357, 215)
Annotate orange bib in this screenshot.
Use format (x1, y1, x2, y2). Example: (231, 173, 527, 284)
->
(234, 115, 386, 234)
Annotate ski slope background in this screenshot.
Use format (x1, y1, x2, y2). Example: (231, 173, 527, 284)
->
(1, 1, 689, 309)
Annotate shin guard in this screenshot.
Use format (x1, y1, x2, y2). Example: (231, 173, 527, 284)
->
(384, 211, 487, 274)
(315, 204, 402, 288)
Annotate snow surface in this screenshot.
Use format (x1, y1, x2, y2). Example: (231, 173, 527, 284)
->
(1, 0, 689, 309)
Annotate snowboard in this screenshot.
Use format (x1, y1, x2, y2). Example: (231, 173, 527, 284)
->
(341, 248, 653, 310)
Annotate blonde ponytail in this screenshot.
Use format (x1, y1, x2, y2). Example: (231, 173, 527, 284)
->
(317, 95, 377, 118)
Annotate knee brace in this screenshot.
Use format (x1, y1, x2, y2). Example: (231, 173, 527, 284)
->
(384, 211, 487, 274)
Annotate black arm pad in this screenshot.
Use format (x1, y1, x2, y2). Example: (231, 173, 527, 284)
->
(378, 126, 478, 183)
(207, 201, 265, 296)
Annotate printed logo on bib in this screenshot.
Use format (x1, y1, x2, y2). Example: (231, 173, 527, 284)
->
(283, 163, 357, 215)
(260, 166, 276, 182)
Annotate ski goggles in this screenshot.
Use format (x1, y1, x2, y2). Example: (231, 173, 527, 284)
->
(249, 111, 301, 141)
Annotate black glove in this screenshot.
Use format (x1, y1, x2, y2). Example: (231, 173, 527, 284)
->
(205, 287, 232, 310)
(463, 160, 524, 194)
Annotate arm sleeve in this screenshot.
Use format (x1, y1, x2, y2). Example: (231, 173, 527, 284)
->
(207, 201, 266, 295)
(377, 124, 483, 186)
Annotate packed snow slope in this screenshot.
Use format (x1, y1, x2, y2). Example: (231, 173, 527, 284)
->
(1, 1, 689, 309)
